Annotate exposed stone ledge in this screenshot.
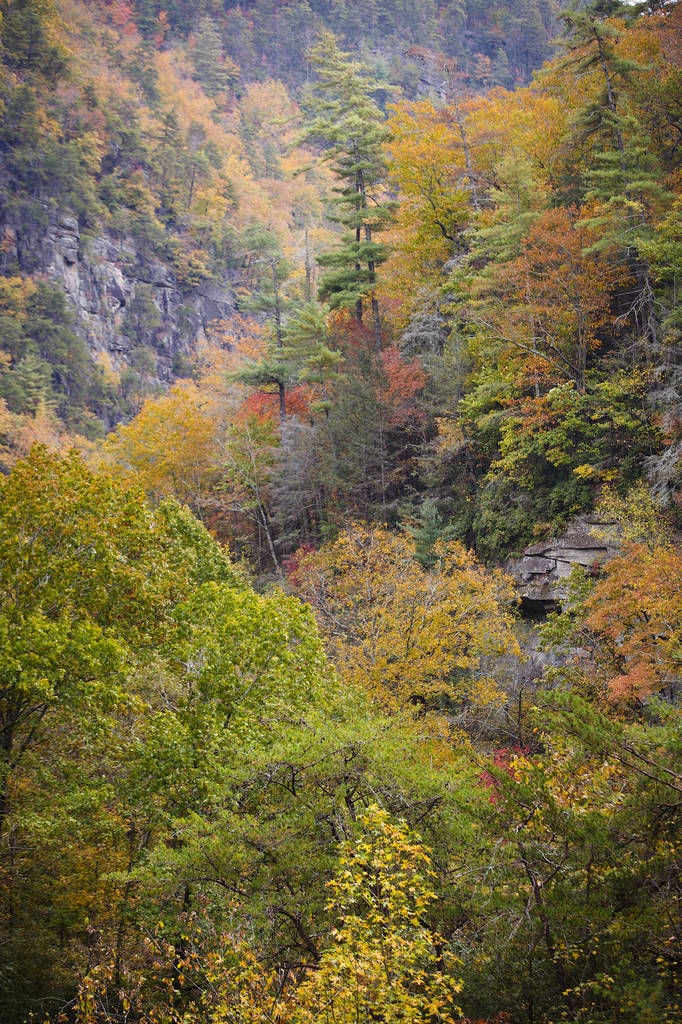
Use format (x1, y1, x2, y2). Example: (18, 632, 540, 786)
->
(507, 516, 621, 614)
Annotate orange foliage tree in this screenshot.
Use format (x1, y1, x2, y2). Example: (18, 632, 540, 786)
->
(476, 208, 622, 394)
(584, 541, 682, 704)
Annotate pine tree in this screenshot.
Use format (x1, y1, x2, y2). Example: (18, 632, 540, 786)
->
(560, 2, 670, 347)
(559, 3, 639, 154)
(189, 17, 238, 98)
(233, 227, 293, 422)
(302, 31, 395, 349)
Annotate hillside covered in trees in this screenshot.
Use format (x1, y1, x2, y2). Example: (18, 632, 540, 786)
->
(0, 0, 680, 1022)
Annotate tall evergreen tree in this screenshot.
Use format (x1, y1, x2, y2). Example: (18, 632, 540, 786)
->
(189, 17, 238, 98)
(233, 226, 293, 422)
(302, 31, 395, 348)
(560, 2, 669, 347)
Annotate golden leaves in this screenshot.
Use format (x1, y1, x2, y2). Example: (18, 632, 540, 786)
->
(292, 523, 518, 715)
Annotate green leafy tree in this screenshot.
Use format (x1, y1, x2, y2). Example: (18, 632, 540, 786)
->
(458, 691, 682, 1024)
(0, 446, 238, 1018)
(0, 443, 238, 831)
(58, 704, 478, 1024)
(221, 413, 281, 571)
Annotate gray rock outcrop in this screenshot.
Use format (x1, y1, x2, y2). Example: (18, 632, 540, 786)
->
(4, 207, 239, 392)
(507, 516, 621, 613)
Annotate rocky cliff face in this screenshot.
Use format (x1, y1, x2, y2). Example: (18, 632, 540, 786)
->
(7, 208, 238, 391)
(507, 516, 622, 614)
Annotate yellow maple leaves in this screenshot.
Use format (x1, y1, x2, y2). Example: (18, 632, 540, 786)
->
(291, 805, 463, 1024)
(292, 522, 519, 715)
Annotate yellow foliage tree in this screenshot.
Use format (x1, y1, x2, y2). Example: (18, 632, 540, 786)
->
(382, 99, 472, 325)
(292, 523, 519, 714)
(68, 808, 461, 1024)
(101, 379, 232, 510)
(584, 541, 682, 703)
(290, 804, 462, 1024)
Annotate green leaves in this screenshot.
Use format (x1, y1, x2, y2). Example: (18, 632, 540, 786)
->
(167, 581, 329, 732)
(0, 0, 69, 80)
(0, 447, 313, 1015)
(452, 686, 682, 1024)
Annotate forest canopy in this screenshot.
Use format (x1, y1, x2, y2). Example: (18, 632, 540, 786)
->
(0, 0, 680, 1021)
